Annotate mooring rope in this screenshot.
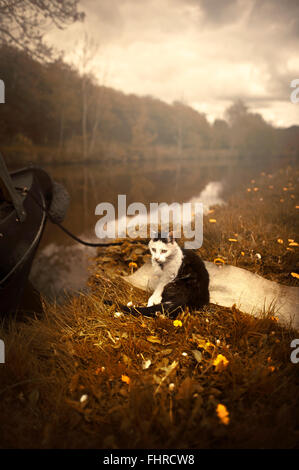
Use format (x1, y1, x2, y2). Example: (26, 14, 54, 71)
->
(17, 187, 148, 248)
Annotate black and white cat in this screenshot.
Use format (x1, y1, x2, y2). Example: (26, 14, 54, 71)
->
(115, 232, 210, 317)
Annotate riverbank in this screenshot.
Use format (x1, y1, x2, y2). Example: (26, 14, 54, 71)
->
(0, 165, 298, 449)
(3, 140, 294, 170)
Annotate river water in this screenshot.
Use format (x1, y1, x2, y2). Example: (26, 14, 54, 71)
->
(29, 160, 248, 301)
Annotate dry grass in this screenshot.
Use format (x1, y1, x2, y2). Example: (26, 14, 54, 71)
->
(0, 165, 299, 449)
(200, 167, 299, 286)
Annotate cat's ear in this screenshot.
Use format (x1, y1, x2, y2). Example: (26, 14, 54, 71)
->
(167, 231, 175, 243)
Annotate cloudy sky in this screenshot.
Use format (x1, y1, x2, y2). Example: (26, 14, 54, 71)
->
(46, 0, 299, 127)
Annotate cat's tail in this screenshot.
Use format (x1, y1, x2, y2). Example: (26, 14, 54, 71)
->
(103, 299, 182, 318)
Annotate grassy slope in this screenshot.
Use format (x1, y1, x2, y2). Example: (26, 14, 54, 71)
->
(0, 166, 298, 449)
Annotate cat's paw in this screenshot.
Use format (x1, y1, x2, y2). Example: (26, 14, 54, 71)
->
(147, 294, 162, 306)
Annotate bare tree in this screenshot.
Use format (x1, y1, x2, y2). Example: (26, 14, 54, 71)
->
(74, 33, 99, 160)
(88, 66, 109, 157)
(0, 0, 84, 60)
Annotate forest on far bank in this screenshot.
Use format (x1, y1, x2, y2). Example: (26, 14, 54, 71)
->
(1, 45, 298, 168)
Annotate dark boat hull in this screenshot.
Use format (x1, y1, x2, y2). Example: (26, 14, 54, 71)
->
(0, 166, 54, 314)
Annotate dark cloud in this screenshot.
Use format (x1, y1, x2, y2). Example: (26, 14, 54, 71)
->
(249, 0, 299, 38)
(185, 0, 299, 37)
(45, 0, 299, 126)
(197, 0, 246, 26)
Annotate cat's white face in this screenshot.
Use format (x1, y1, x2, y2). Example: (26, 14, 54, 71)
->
(148, 239, 175, 267)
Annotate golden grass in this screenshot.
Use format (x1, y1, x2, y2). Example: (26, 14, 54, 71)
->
(0, 165, 298, 449)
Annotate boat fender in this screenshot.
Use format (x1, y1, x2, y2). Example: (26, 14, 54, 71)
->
(48, 181, 70, 224)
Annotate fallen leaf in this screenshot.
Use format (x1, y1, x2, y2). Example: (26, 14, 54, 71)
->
(191, 350, 203, 363)
(216, 403, 230, 425)
(122, 354, 132, 366)
(213, 257, 225, 265)
(129, 262, 137, 269)
(121, 375, 130, 385)
(146, 336, 161, 344)
(191, 334, 215, 351)
(213, 354, 229, 371)
(291, 272, 299, 279)
(160, 348, 173, 356)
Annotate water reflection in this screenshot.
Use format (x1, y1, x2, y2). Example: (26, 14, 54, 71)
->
(30, 160, 242, 300)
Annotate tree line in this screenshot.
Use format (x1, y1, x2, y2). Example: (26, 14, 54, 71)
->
(0, 45, 298, 167)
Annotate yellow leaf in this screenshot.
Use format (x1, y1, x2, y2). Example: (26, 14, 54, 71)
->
(216, 404, 230, 425)
(146, 336, 161, 344)
(228, 238, 238, 242)
(277, 239, 284, 244)
(173, 320, 183, 327)
(241, 251, 245, 256)
(121, 374, 130, 385)
(129, 262, 138, 269)
(291, 272, 299, 279)
(213, 354, 229, 371)
(209, 218, 217, 223)
(214, 257, 225, 265)
(191, 334, 215, 351)
(289, 242, 298, 247)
